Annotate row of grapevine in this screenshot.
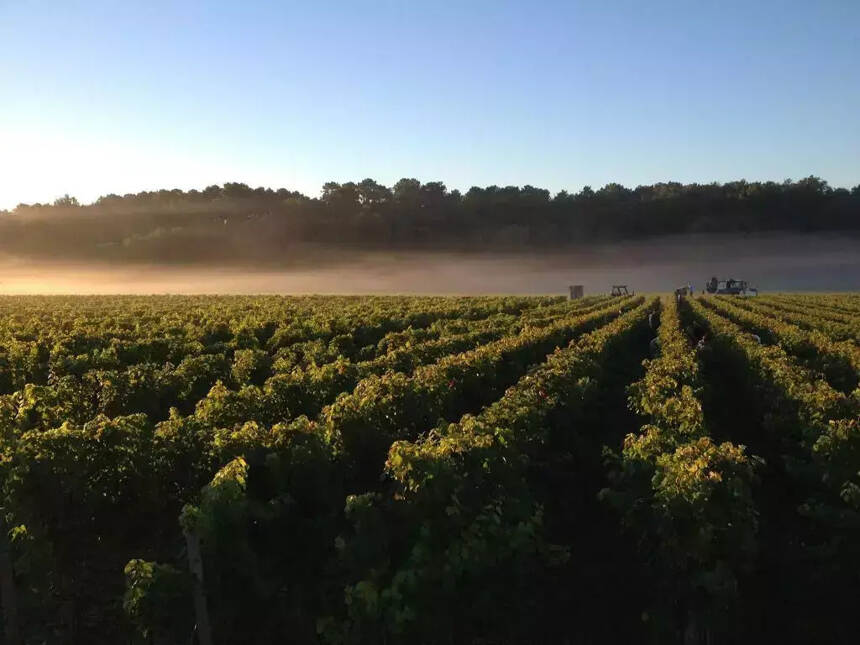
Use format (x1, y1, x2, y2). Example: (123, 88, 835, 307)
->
(0, 298, 592, 434)
(687, 297, 858, 513)
(0, 292, 853, 645)
(0, 295, 563, 391)
(601, 297, 760, 642)
(731, 296, 859, 344)
(685, 296, 859, 643)
(756, 295, 860, 325)
(189, 293, 639, 493)
(0, 296, 612, 642)
(257, 296, 619, 424)
(124, 297, 651, 643)
(766, 293, 860, 316)
(702, 295, 859, 392)
(323, 298, 658, 642)
(320, 296, 643, 488)
(364, 296, 603, 360)
(158, 296, 611, 431)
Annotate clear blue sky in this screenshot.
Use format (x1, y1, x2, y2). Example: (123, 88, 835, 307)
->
(1, 0, 858, 209)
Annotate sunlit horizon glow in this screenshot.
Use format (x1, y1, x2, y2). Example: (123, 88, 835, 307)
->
(0, 233, 857, 294)
(0, 127, 324, 209)
(1, 1, 858, 211)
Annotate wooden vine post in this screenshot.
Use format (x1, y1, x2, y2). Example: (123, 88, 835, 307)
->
(0, 509, 20, 645)
(181, 505, 213, 645)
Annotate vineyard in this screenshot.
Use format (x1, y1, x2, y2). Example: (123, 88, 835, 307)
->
(0, 293, 857, 644)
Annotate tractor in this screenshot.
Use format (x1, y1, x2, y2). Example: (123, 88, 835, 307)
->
(705, 276, 758, 296)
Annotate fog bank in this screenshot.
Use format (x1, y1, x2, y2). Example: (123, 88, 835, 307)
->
(1, 233, 857, 295)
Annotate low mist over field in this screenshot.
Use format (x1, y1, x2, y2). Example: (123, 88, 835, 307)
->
(1, 232, 856, 295)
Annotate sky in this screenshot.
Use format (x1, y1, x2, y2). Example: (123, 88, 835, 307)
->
(0, 0, 858, 209)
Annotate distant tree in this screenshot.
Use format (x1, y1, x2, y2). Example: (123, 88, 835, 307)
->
(223, 183, 253, 199)
(202, 185, 222, 199)
(53, 194, 80, 208)
(795, 175, 830, 194)
(393, 178, 421, 204)
(357, 179, 392, 208)
(321, 182, 361, 221)
(0, 176, 856, 261)
(597, 183, 631, 199)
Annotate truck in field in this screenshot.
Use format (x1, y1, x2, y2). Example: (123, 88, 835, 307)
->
(705, 276, 758, 296)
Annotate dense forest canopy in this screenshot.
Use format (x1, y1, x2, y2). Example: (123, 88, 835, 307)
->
(1, 176, 857, 263)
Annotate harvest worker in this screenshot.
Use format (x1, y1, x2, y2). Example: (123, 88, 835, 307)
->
(707, 276, 719, 293)
(688, 322, 707, 349)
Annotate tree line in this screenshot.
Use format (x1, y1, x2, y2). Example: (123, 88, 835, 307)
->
(1, 176, 857, 263)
